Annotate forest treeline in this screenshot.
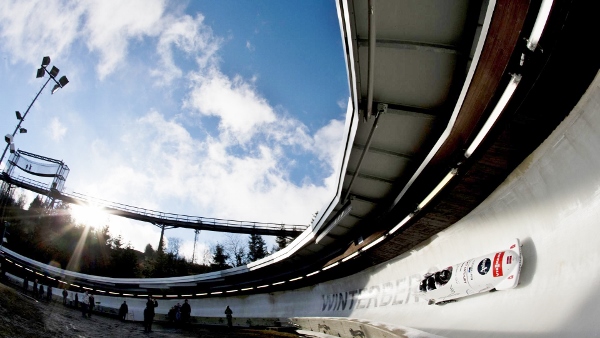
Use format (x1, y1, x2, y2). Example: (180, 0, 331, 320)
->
(0, 190, 296, 278)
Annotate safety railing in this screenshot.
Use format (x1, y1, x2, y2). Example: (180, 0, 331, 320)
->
(65, 191, 306, 232)
(1, 174, 307, 234)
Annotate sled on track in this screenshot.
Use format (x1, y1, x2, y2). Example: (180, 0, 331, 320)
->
(415, 238, 523, 305)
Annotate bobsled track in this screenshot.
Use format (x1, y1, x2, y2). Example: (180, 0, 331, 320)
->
(1, 0, 599, 337)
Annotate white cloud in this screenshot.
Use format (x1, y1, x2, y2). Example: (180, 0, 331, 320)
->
(246, 40, 255, 52)
(83, 0, 166, 79)
(312, 118, 345, 170)
(68, 105, 339, 232)
(49, 117, 67, 141)
(0, 0, 166, 79)
(151, 13, 222, 86)
(185, 67, 277, 143)
(0, 0, 84, 65)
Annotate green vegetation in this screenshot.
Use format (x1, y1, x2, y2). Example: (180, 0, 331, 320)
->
(247, 233, 268, 262)
(0, 191, 211, 278)
(0, 189, 290, 278)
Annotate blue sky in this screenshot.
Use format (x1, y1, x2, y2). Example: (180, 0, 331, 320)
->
(0, 0, 349, 262)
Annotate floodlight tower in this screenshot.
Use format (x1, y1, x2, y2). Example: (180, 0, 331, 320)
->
(0, 56, 69, 168)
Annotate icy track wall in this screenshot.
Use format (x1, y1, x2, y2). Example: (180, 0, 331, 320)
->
(35, 72, 599, 337)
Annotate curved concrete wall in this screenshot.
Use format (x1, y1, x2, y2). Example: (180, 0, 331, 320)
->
(305, 71, 600, 337)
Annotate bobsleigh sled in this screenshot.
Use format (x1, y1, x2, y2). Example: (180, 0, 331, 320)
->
(415, 238, 522, 305)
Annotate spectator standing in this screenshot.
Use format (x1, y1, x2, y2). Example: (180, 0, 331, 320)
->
(119, 301, 128, 321)
(75, 293, 79, 308)
(88, 293, 95, 318)
(62, 288, 68, 305)
(174, 302, 181, 323)
(181, 299, 191, 324)
(168, 306, 176, 322)
(32, 279, 38, 299)
(47, 285, 52, 302)
(38, 284, 44, 300)
(225, 306, 233, 328)
(143, 296, 158, 333)
(81, 291, 89, 318)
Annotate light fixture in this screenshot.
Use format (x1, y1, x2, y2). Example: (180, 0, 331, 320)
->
(527, 0, 553, 51)
(9, 144, 15, 153)
(257, 285, 269, 289)
(49, 66, 59, 77)
(19, 128, 27, 134)
(417, 169, 458, 210)
(51, 76, 69, 95)
(15, 111, 22, 120)
(226, 290, 238, 293)
(58, 76, 69, 87)
(322, 262, 339, 271)
(195, 293, 207, 296)
(4, 134, 12, 144)
(388, 214, 414, 235)
(36, 68, 45, 78)
(211, 291, 223, 295)
(465, 74, 522, 158)
(289, 277, 303, 282)
(51, 84, 61, 94)
(241, 287, 253, 291)
(306, 270, 320, 277)
(272, 281, 285, 286)
(360, 236, 386, 252)
(342, 251, 359, 262)
(41, 56, 51, 67)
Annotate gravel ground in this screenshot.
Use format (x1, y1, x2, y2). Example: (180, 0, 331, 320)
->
(0, 282, 302, 338)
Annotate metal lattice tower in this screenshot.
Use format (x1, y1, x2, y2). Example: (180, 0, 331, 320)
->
(192, 229, 201, 264)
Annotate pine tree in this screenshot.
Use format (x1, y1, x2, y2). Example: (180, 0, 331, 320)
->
(212, 244, 230, 270)
(247, 233, 267, 262)
(144, 244, 155, 258)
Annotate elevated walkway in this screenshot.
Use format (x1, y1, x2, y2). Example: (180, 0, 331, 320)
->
(0, 173, 306, 237)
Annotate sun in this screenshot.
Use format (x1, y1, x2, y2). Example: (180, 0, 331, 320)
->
(70, 204, 109, 229)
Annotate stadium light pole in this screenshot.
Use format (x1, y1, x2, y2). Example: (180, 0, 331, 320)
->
(0, 56, 69, 168)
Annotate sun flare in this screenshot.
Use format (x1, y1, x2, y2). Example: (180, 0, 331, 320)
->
(70, 204, 109, 229)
